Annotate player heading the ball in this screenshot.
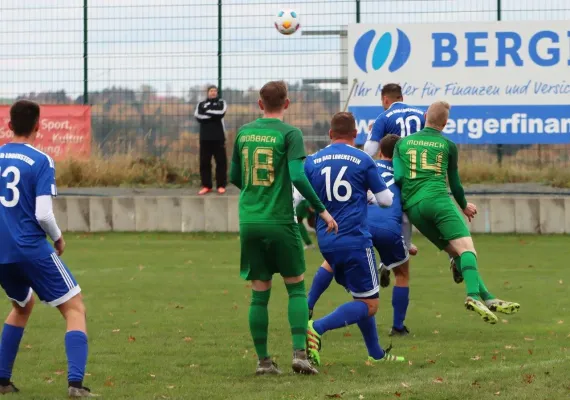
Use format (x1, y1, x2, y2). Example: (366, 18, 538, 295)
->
(0, 100, 93, 397)
(393, 101, 520, 323)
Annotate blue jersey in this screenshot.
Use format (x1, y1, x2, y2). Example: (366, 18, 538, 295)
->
(305, 143, 387, 252)
(370, 102, 425, 141)
(367, 160, 402, 232)
(0, 143, 57, 263)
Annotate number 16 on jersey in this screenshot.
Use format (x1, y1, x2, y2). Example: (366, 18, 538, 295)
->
(321, 166, 352, 202)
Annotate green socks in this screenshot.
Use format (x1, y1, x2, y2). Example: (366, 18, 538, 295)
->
(478, 277, 495, 301)
(249, 289, 271, 359)
(285, 281, 309, 351)
(249, 282, 309, 357)
(457, 253, 495, 301)
(460, 251, 481, 300)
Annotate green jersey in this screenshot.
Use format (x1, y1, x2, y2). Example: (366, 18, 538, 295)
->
(394, 127, 459, 210)
(231, 118, 306, 224)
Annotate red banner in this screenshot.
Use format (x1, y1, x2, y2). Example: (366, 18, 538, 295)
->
(0, 105, 91, 161)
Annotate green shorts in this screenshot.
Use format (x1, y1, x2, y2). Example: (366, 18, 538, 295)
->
(405, 197, 470, 250)
(239, 223, 306, 281)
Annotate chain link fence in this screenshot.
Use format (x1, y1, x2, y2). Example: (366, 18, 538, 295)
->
(0, 0, 568, 172)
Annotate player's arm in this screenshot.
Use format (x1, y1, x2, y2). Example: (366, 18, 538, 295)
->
(363, 115, 386, 157)
(34, 158, 65, 255)
(204, 99, 227, 120)
(289, 160, 324, 214)
(229, 136, 242, 189)
(36, 196, 61, 242)
(287, 129, 337, 233)
(447, 141, 467, 210)
(366, 159, 393, 207)
(194, 101, 211, 122)
(392, 141, 405, 186)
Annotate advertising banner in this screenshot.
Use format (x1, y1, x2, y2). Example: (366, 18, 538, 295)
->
(348, 22, 570, 145)
(0, 105, 91, 161)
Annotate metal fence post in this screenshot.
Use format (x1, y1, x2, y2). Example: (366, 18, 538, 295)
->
(496, 0, 503, 166)
(356, 0, 361, 23)
(218, 0, 222, 96)
(83, 0, 88, 105)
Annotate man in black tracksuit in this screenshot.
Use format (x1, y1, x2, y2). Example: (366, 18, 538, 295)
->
(194, 86, 228, 194)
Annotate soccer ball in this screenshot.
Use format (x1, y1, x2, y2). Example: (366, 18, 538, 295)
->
(275, 9, 300, 35)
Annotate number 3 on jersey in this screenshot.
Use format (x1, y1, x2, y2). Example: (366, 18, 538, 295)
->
(242, 147, 274, 187)
(0, 166, 21, 207)
(321, 166, 352, 202)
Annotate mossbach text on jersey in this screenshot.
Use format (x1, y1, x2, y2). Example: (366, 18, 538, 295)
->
(406, 140, 445, 149)
(239, 134, 278, 144)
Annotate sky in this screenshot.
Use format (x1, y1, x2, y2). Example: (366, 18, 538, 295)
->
(0, 0, 568, 100)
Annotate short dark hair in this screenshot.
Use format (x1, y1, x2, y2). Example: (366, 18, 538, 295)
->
(330, 112, 356, 137)
(381, 83, 403, 100)
(207, 85, 218, 92)
(379, 134, 400, 158)
(259, 81, 288, 112)
(10, 100, 40, 137)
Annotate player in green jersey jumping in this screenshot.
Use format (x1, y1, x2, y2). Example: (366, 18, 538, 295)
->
(393, 101, 520, 324)
(230, 81, 338, 375)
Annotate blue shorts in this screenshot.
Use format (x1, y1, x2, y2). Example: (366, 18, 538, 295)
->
(0, 252, 81, 307)
(322, 247, 379, 299)
(369, 225, 409, 270)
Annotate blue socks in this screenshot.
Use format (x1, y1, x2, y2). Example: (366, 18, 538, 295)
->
(65, 331, 88, 385)
(392, 286, 409, 330)
(313, 301, 368, 335)
(0, 324, 24, 380)
(357, 316, 385, 360)
(307, 267, 333, 310)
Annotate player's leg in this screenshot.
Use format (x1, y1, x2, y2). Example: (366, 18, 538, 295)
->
(405, 201, 498, 322)
(437, 201, 520, 320)
(370, 225, 391, 288)
(307, 260, 334, 319)
(307, 248, 404, 365)
(295, 201, 313, 248)
(446, 236, 520, 318)
(249, 279, 277, 375)
(373, 228, 411, 336)
(239, 225, 280, 375)
(401, 213, 418, 256)
(0, 264, 35, 394)
(23, 253, 92, 397)
(390, 260, 410, 337)
(274, 224, 317, 375)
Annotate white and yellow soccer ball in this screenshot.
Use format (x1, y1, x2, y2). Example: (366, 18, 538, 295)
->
(275, 9, 300, 35)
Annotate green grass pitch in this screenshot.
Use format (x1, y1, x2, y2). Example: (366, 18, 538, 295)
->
(3, 233, 569, 400)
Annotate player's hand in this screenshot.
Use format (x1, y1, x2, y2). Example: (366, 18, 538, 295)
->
(463, 203, 477, 222)
(54, 236, 66, 256)
(408, 244, 418, 256)
(319, 210, 338, 234)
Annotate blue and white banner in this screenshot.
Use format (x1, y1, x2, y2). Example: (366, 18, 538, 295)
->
(348, 22, 570, 145)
